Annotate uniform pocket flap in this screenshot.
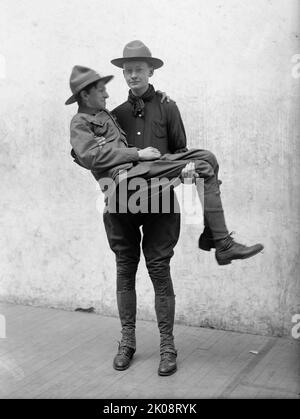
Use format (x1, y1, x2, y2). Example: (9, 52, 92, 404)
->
(151, 120, 167, 138)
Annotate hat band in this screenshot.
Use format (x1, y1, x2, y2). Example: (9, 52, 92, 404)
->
(71, 74, 102, 96)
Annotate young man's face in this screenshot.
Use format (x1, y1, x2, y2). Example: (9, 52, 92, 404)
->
(123, 61, 153, 95)
(81, 81, 109, 110)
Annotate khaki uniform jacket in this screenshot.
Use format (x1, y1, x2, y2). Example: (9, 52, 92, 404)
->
(70, 106, 150, 181)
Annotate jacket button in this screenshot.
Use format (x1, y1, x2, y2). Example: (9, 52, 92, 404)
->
(137, 131, 141, 135)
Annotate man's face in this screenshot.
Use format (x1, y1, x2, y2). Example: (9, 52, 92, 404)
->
(123, 61, 153, 94)
(83, 81, 109, 110)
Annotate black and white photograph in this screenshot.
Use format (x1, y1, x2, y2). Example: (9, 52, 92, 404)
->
(0, 0, 299, 404)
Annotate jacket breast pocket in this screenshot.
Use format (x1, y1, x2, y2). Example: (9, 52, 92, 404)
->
(90, 121, 107, 137)
(151, 120, 167, 139)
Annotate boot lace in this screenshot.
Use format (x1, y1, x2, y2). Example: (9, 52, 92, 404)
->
(226, 231, 250, 249)
(220, 231, 248, 251)
(161, 351, 177, 361)
(219, 231, 234, 250)
(117, 342, 133, 357)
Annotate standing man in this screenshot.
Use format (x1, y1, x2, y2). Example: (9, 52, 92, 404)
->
(106, 40, 191, 376)
(66, 56, 263, 377)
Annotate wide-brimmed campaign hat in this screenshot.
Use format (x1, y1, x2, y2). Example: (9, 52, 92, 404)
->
(65, 65, 114, 105)
(111, 40, 164, 69)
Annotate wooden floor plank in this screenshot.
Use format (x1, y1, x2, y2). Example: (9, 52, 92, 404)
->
(0, 303, 299, 399)
(0, 312, 117, 397)
(3, 320, 115, 398)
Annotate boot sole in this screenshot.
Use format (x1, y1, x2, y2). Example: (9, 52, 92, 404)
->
(216, 246, 264, 266)
(158, 366, 177, 376)
(113, 364, 131, 371)
(199, 245, 214, 252)
(199, 235, 215, 252)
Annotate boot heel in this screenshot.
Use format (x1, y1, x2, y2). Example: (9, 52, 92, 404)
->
(216, 258, 232, 266)
(198, 236, 214, 252)
(199, 243, 212, 252)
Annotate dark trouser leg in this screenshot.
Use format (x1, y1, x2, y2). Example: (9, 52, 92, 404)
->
(103, 211, 141, 350)
(144, 150, 229, 242)
(188, 151, 227, 241)
(148, 150, 263, 263)
(141, 209, 180, 355)
(185, 150, 218, 244)
(165, 149, 227, 240)
(197, 167, 229, 241)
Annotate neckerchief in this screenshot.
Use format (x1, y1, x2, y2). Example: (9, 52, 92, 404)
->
(128, 84, 156, 117)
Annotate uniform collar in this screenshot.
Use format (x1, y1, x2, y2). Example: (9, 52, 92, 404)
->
(78, 105, 105, 115)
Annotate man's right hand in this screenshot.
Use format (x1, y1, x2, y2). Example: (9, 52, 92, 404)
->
(95, 136, 106, 149)
(138, 147, 161, 161)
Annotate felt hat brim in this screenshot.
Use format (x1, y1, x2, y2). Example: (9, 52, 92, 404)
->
(65, 75, 114, 105)
(111, 56, 164, 69)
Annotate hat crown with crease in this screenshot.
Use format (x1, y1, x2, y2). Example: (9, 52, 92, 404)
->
(65, 65, 113, 105)
(111, 40, 164, 69)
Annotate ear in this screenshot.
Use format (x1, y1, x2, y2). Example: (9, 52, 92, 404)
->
(79, 90, 88, 104)
(148, 67, 154, 78)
